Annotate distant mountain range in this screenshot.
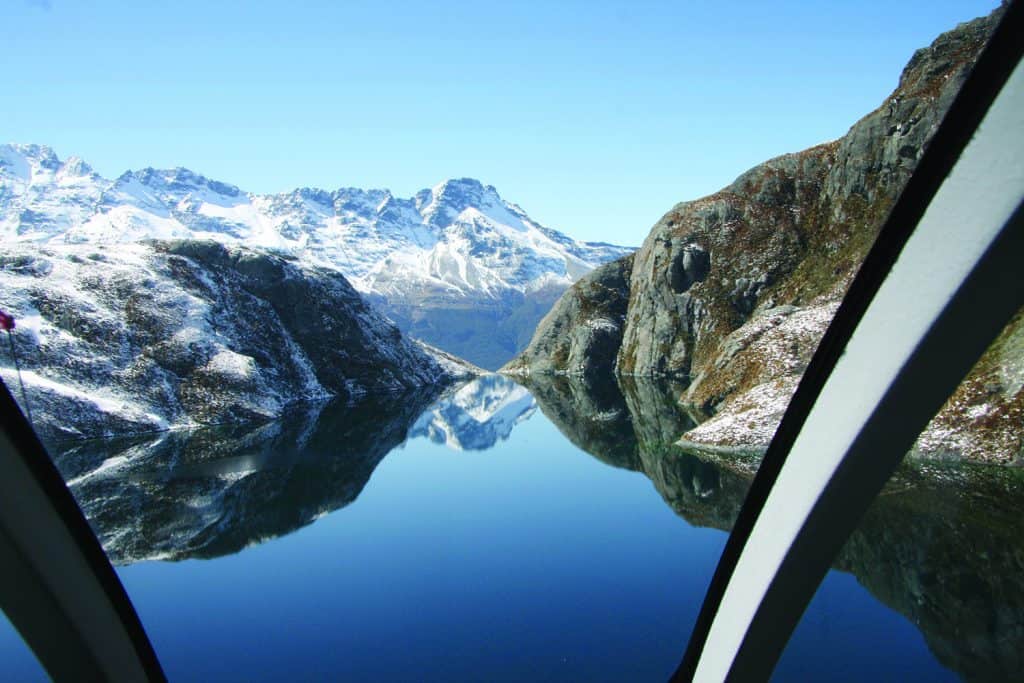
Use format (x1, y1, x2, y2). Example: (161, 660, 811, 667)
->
(0, 145, 633, 368)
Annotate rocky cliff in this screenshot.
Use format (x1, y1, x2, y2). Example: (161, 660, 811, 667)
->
(0, 239, 467, 443)
(507, 6, 1021, 464)
(504, 255, 634, 377)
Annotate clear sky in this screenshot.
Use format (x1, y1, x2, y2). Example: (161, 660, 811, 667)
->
(2, 0, 1001, 245)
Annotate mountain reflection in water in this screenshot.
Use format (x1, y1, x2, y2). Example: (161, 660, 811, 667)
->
(51, 386, 445, 564)
(49, 373, 1024, 682)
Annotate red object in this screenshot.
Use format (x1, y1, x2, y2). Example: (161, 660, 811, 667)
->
(0, 311, 14, 332)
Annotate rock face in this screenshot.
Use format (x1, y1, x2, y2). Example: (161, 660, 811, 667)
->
(504, 255, 634, 377)
(508, 6, 1021, 463)
(0, 239, 464, 443)
(0, 148, 633, 368)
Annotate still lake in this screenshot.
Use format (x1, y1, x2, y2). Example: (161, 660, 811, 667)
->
(3, 374, 1021, 681)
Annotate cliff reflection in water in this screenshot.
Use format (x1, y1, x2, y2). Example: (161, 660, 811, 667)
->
(521, 373, 752, 531)
(50, 372, 1024, 681)
(53, 375, 539, 566)
(52, 386, 445, 564)
(521, 373, 1024, 683)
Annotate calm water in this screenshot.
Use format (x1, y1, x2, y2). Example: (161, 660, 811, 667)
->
(2, 375, 1021, 681)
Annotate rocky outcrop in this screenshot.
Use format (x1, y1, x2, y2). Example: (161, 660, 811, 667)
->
(912, 310, 1024, 464)
(0, 239, 466, 442)
(504, 255, 633, 377)
(507, 6, 1021, 464)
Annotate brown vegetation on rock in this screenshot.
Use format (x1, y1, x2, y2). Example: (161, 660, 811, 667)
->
(507, 6, 1019, 464)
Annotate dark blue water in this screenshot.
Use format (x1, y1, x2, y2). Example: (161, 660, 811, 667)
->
(115, 414, 720, 682)
(2, 375, 1018, 681)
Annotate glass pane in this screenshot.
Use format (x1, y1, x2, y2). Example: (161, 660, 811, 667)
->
(0, 1, 1008, 681)
(0, 612, 47, 682)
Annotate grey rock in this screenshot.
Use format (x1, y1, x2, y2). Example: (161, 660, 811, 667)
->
(503, 254, 633, 377)
(506, 6, 1021, 463)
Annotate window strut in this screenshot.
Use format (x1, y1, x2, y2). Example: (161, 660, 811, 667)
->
(0, 380, 167, 682)
(675, 2, 1024, 680)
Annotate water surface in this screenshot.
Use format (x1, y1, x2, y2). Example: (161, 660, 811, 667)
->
(2, 375, 1021, 681)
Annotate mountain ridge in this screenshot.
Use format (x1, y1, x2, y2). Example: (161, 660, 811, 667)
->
(0, 145, 633, 368)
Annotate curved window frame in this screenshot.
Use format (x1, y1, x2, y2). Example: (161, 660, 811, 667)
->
(677, 3, 1024, 680)
(0, 381, 166, 682)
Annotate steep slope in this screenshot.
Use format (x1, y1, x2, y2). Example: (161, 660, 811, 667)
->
(508, 6, 1020, 463)
(504, 255, 634, 377)
(0, 239, 462, 443)
(0, 150, 633, 368)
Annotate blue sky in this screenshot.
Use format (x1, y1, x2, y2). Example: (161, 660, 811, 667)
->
(2, 0, 1000, 245)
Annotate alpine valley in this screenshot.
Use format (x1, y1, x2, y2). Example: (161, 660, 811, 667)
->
(0, 151, 632, 370)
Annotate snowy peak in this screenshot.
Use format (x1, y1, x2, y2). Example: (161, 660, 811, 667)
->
(0, 144, 107, 241)
(422, 178, 498, 226)
(1, 143, 91, 183)
(125, 166, 244, 201)
(1, 143, 634, 367)
(0, 144, 632, 298)
(335, 187, 393, 217)
(1, 143, 57, 177)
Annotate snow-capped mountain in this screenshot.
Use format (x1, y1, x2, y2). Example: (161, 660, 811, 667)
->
(410, 374, 536, 450)
(0, 239, 466, 443)
(0, 144, 634, 368)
